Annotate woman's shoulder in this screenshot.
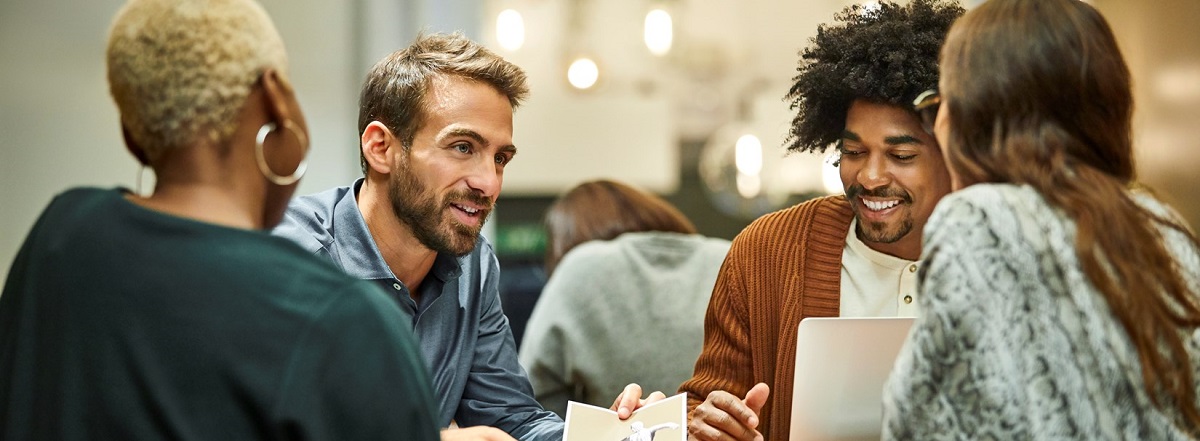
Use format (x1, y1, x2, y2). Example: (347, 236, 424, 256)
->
(931, 184, 1060, 230)
(935, 183, 1041, 213)
(921, 184, 1080, 273)
(928, 184, 1026, 230)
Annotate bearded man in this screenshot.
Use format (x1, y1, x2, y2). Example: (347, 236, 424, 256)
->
(274, 32, 573, 441)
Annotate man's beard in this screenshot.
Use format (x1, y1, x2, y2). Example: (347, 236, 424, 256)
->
(388, 162, 493, 257)
(845, 184, 913, 244)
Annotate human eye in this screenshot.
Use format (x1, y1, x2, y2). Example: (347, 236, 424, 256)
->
(839, 146, 864, 157)
(452, 143, 472, 154)
(891, 152, 917, 161)
(494, 153, 513, 166)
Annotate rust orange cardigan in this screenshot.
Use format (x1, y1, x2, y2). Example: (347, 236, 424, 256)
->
(679, 195, 853, 440)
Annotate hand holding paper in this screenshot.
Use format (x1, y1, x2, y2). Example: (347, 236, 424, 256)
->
(609, 383, 668, 419)
(565, 393, 687, 441)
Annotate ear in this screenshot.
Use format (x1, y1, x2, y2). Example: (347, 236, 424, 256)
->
(121, 125, 150, 166)
(361, 120, 396, 175)
(259, 68, 294, 124)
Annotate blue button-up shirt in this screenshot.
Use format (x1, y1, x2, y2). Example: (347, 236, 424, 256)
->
(272, 179, 563, 441)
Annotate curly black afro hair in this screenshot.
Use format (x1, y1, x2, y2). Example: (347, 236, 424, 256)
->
(785, 0, 964, 154)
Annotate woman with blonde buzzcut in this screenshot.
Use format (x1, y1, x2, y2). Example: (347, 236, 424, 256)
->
(0, 1, 439, 439)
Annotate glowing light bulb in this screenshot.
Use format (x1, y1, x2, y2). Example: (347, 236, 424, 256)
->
(567, 57, 599, 90)
(496, 9, 525, 51)
(644, 9, 673, 56)
(734, 134, 763, 176)
(737, 173, 762, 198)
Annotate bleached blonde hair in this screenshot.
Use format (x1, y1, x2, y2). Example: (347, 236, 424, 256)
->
(106, 0, 288, 160)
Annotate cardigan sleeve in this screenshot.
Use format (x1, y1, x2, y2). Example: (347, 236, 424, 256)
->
(679, 240, 756, 416)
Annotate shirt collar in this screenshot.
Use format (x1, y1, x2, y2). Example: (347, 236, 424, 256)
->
(845, 218, 916, 271)
(332, 178, 463, 283)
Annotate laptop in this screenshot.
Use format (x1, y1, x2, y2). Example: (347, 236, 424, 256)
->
(788, 317, 915, 441)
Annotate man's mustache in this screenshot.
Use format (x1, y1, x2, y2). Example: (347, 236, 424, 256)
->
(446, 190, 495, 211)
(845, 184, 912, 204)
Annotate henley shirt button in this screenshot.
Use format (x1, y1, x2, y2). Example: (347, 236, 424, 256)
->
(909, 264, 918, 273)
(903, 295, 913, 304)
(392, 283, 402, 291)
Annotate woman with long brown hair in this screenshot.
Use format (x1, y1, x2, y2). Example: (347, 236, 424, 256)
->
(884, 0, 1200, 438)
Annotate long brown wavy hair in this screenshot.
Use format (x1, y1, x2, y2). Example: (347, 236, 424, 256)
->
(543, 180, 696, 276)
(939, 0, 1200, 432)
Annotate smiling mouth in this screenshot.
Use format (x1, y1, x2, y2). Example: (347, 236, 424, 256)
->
(451, 203, 481, 216)
(861, 198, 902, 211)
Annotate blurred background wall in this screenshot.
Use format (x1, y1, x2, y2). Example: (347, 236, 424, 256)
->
(2, 0, 1198, 286)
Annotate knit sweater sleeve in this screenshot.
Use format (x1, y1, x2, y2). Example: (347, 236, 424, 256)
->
(679, 231, 756, 413)
(679, 196, 850, 440)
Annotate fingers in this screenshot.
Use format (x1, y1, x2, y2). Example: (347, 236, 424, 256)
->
(611, 383, 643, 419)
(610, 384, 669, 420)
(642, 390, 667, 406)
(742, 383, 770, 425)
(686, 390, 763, 441)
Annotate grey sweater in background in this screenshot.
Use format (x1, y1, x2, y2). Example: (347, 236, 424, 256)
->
(519, 231, 731, 417)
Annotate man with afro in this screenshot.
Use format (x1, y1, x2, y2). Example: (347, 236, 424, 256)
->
(677, 1, 963, 439)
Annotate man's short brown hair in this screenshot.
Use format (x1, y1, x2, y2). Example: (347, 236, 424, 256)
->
(357, 32, 529, 174)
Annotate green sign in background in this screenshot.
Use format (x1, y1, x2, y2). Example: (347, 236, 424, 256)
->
(493, 223, 547, 258)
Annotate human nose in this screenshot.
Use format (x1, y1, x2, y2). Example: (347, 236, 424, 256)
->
(857, 155, 892, 190)
(465, 156, 502, 200)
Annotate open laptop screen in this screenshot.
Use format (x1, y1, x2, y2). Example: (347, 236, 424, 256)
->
(789, 317, 914, 441)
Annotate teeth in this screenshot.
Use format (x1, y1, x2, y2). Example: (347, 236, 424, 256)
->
(862, 198, 900, 211)
(453, 203, 479, 214)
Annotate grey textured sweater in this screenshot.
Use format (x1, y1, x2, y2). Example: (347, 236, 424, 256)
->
(519, 232, 731, 417)
(884, 184, 1200, 439)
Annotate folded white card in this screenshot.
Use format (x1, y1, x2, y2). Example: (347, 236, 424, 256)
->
(563, 393, 687, 441)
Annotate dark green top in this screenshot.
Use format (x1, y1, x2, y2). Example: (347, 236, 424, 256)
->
(0, 188, 440, 441)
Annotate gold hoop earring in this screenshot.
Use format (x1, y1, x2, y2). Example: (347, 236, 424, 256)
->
(255, 120, 309, 186)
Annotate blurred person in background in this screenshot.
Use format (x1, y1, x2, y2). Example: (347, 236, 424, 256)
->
(519, 179, 730, 417)
(884, 0, 1200, 438)
(0, 0, 439, 439)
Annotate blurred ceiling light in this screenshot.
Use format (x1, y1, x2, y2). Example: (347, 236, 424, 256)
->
(1155, 64, 1200, 104)
(737, 173, 762, 199)
(567, 57, 599, 90)
(822, 152, 843, 195)
(496, 9, 525, 51)
(734, 134, 763, 176)
(644, 9, 673, 56)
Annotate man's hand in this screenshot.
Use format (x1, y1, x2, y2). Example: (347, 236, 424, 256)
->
(440, 426, 517, 441)
(686, 383, 769, 441)
(610, 383, 667, 419)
